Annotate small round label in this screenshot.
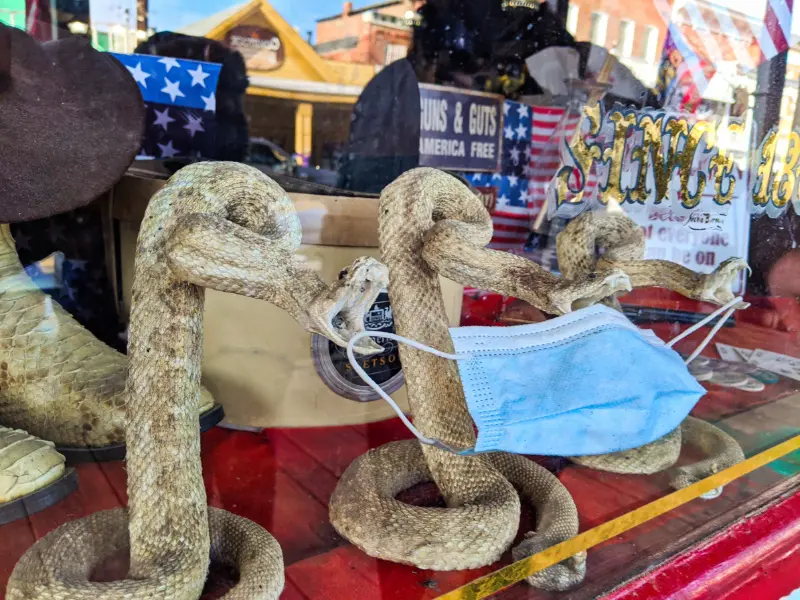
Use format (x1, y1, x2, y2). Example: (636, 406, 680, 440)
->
(311, 291, 404, 402)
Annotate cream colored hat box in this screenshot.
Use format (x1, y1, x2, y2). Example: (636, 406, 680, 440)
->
(108, 171, 463, 429)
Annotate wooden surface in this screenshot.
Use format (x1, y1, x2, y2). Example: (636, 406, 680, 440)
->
(1, 317, 800, 599)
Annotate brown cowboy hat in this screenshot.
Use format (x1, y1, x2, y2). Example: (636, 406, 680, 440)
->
(0, 24, 145, 222)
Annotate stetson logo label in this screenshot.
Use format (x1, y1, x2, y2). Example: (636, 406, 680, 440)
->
(311, 291, 404, 402)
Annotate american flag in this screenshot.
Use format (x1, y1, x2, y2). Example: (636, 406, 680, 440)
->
(654, 0, 794, 110)
(24, 0, 54, 41)
(111, 53, 222, 159)
(462, 100, 536, 251)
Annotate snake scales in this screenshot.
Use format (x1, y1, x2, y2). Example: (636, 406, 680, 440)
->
(556, 207, 746, 486)
(330, 168, 747, 589)
(7, 162, 387, 599)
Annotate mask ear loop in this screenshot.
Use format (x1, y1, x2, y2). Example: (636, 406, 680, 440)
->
(666, 296, 747, 365)
(346, 331, 478, 455)
(665, 295, 747, 500)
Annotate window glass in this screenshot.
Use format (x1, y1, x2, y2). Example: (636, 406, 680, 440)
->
(3, 1, 800, 599)
(590, 11, 609, 46)
(644, 24, 660, 64)
(567, 3, 580, 35)
(618, 18, 634, 58)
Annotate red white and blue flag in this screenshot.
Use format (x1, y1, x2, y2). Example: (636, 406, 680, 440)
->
(462, 102, 603, 252)
(463, 101, 538, 251)
(654, 0, 795, 111)
(111, 53, 222, 159)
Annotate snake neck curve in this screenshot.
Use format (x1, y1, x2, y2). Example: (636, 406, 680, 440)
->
(124, 189, 212, 584)
(379, 169, 503, 506)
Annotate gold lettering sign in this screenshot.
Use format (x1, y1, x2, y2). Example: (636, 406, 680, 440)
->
(549, 105, 800, 217)
(749, 126, 800, 216)
(710, 122, 741, 206)
(553, 104, 602, 208)
(553, 106, 742, 212)
(603, 110, 638, 204)
(773, 130, 800, 209)
(752, 129, 777, 208)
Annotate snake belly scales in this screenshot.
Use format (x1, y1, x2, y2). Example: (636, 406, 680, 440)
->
(329, 168, 746, 591)
(6, 162, 388, 599)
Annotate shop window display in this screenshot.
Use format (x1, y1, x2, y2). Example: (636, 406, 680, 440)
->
(2, 0, 800, 599)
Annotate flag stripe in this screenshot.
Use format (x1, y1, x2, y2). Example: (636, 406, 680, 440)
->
(712, 6, 757, 70)
(683, 2, 727, 68)
(768, 0, 793, 43)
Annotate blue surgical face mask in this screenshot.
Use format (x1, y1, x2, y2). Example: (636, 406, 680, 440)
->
(347, 297, 745, 457)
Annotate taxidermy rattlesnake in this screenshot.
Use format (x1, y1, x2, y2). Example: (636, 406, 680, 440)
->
(0, 223, 214, 448)
(554, 206, 746, 487)
(7, 162, 388, 599)
(330, 168, 747, 590)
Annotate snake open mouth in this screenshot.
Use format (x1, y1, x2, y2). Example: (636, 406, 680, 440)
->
(699, 257, 750, 305)
(572, 272, 632, 311)
(308, 257, 389, 355)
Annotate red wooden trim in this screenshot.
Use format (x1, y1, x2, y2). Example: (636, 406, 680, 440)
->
(724, 532, 800, 600)
(603, 490, 800, 600)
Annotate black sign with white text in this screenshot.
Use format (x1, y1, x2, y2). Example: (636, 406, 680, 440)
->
(418, 84, 504, 172)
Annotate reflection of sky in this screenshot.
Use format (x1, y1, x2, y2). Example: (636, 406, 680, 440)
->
(88, 0, 800, 41)
(91, 0, 343, 40)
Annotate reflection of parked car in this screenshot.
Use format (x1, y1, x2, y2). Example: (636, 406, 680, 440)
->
(247, 138, 293, 174)
(247, 138, 339, 186)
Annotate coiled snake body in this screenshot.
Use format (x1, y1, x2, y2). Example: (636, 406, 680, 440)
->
(330, 169, 747, 589)
(331, 169, 634, 590)
(556, 208, 746, 486)
(7, 162, 387, 599)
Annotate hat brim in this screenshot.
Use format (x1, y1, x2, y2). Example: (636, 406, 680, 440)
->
(0, 26, 145, 222)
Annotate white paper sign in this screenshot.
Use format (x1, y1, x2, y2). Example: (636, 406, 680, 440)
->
(716, 343, 754, 362)
(748, 349, 800, 382)
(627, 165, 750, 294)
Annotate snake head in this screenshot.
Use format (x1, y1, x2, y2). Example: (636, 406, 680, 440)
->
(513, 533, 587, 591)
(698, 257, 750, 306)
(549, 268, 633, 315)
(306, 257, 389, 355)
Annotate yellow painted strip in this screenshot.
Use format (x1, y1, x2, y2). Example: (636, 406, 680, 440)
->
(436, 434, 800, 600)
(246, 86, 357, 104)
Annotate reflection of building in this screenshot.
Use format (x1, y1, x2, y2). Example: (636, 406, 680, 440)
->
(0, 0, 151, 52)
(0, 0, 24, 28)
(179, 0, 377, 169)
(565, 0, 666, 87)
(566, 0, 800, 167)
(315, 0, 423, 67)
